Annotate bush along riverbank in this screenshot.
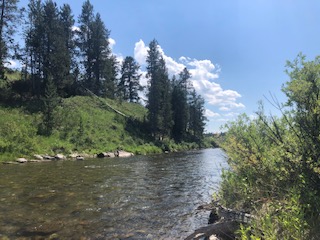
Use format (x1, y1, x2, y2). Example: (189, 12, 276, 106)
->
(213, 55, 320, 239)
(0, 96, 216, 163)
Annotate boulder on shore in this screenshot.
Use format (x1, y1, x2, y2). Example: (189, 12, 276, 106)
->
(43, 155, 55, 160)
(16, 158, 28, 163)
(97, 152, 115, 158)
(34, 154, 44, 160)
(55, 154, 66, 160)
(97, 151, 133, 158)
(116, 151, 134, 158)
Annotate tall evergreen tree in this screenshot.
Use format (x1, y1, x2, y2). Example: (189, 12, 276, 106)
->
(42, 0, 69, 94)
(59, 3, 77, 95)
(146, 39, 161, 137)
(0, 0, 20, 80)
(188, 89, 207, 142)
(77, 0, 112, 96)
(119, 56, 142, 103)
(172, 68, 191, 141)
(24, 0, 75, 97)
(102, 54, 118, 99)
(146, 39, 172, 139)
(24, 0, 44, 96)
(158, 56, 173, 138)
(41, 75, 60, 135)
(77, 0, 94, 91)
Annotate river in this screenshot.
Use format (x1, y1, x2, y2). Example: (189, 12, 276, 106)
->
(0, 148, 228, 239)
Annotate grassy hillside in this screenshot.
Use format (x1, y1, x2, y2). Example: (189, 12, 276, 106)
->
(0, 96, 162, 161)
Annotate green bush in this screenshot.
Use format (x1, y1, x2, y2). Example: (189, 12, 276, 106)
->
(220, 55, 320, 239)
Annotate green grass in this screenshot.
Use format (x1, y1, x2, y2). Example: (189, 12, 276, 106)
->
(0, 96, 160, 161)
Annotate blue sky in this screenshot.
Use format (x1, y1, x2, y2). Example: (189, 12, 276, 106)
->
(17, 0, 320, 132)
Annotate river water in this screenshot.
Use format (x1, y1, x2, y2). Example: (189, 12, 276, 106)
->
(0, 148, 228, 239)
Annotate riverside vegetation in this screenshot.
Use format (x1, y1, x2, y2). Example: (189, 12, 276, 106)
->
(219, 54, 320, 239)
(0, 94, 214, 162)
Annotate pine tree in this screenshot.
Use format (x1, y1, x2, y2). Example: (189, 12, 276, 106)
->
(59, 3, 76, 95)
(146, 39, 172, 139)
(77, 0, 94, 91)
(24, 0, 75, 97)
(102, 54, 118, 99)
(0, 0, 21, 80)
(77, 0, 112, 96)
(157, 56, 173, 138)
(24, 0, 44, 96)
(119, 56, 142, 103)
(41, 75, 60, 135)
(188, 89, 207, 143)
(42, 0, 68, 94)
(172, 68, 191, 142)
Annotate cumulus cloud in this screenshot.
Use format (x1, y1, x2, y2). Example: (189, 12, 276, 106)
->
(109, 38, 116, 50)
(157, 47, 185, 76)
(4, 60, 21, 69)
(134, 39, 149, 66)
(131, 39, 245, 117)
(205, 109, 220, 118)
(71, 26, 80, 32)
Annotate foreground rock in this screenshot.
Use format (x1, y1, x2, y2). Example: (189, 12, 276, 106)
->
(185, 201, 255, 240)
(185, 221, 239, 240)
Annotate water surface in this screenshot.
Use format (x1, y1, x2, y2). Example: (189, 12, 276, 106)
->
(0, 148, 227, 239)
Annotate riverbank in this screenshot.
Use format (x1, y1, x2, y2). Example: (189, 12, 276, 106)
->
(0, 96, 217, 162)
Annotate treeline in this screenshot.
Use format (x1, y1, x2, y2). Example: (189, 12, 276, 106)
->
(0, 0, 206, 143)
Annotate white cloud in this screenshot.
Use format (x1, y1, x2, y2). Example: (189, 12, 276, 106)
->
(4, 60, 17, 68)
(224, 112, 240, 117)
(109, 38, 116, 50)
(134, 39, 149, 66)
(157, 46, 185, 76)
(71, 26, 80, 32)
(4, 60, 21, 69)
(205, 109, 220, 118)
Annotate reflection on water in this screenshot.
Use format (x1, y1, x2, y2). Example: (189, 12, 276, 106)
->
(0, 148, 228, 239)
